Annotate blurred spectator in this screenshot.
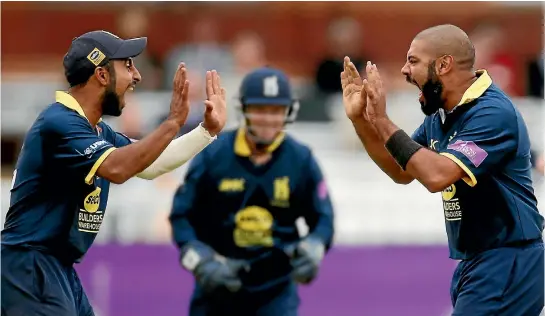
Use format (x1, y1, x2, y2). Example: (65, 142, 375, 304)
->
(470, 23, 518, 96)
(314, 17, 367, 96)
(163, 16, 233, 89)
(527, 51, 544, 98)
(232, 31, 267, 74)
(316, 18, 369, 145)
(117, 7, 163, 91)
(223, 31, 268, 129)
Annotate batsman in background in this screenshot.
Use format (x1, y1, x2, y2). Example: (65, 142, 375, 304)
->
(169, 67, 335, 316)
(342, 24, 544, 315)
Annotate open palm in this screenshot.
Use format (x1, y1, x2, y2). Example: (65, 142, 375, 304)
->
(202, 70, 227, 136)
(340, 57, 368, 121)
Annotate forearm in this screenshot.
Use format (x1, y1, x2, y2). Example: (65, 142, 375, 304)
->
(137, 124, 215, 180)
(169, 210, 200, 250)
(375, 118, 463, 193)
(405, 149, 463, 192)
(309, 217, 334, 250)
(352, 118, 414, 184)
(98, 119, 181, 184)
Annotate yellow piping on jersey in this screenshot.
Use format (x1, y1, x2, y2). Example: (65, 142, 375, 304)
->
(440, 152, 477, 187)
(85, 147, 116, 185)
(457, 70, 492, 106)
(55, 91, 102, 123)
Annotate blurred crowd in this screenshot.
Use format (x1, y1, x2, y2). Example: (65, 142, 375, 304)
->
(115, 8, 544, 171)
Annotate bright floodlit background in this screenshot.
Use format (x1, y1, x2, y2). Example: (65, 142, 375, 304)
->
(1, 2, 544, 316)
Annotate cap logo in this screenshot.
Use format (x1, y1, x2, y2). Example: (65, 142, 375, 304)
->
(263, 76, 279, 97)
(87, 48, 106, 66)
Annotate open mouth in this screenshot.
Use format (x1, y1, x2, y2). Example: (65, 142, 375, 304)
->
(418, 90, 424, 103)
(409, 81, 424, 103)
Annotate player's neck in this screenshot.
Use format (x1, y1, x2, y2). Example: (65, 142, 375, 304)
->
(442, 72, 477, 112)
(245, 135, 273, 165)
(68, 88, 103, 127)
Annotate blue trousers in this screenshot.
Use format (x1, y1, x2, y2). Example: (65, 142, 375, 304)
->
(451, 241, 544, 315)
(189, 281, 299, 316)
(1, 246, 94, 316)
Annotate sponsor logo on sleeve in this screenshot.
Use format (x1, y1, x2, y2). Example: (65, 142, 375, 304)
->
(447, 140, 488, 167)
(84, 140, 110, 158)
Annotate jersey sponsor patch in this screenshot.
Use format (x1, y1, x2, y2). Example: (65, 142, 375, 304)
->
(447, 140, 488, 167)
(83, 140, 110, 158)
(317, 180, 328, 200)
(233, 206, 274, 247)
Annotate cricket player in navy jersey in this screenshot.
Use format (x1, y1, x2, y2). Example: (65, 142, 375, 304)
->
(341, 24, 544, 315)
(169, 67, 335, 316)
(1, 30, 227, 316)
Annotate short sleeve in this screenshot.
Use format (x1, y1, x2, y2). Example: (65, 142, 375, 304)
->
(46, 114, 117, 185)
(439, 105, 518, 187)
(97, 122, 134, 148)
(411, 122, 427, 147)
(113, 132, 134, 147)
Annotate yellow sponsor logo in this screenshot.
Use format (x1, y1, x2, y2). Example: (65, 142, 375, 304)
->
(272, 176, 290, 207)
(87, 48, 106, 66)
(218, 178, 245, 192)
(84, 187, 101, 213)
(441, 184, 456, 201)
(233, 206, 274, 248)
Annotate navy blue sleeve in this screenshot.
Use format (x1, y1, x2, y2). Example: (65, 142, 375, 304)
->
(45, 113, 117, 185)
(530, 149, 538, 168)
(168, 152, 208, 249)
(98, 122, 134, 148)
(112, 132, 133, 148)
(440, 103, 518, 187)
(302, 152, 335, 250)
(411, 122, 427, 147)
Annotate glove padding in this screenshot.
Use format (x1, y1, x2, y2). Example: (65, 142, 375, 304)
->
(194, 254, 249, 295)
(180, 242, 249, 295)
(285, 236, 325, 284)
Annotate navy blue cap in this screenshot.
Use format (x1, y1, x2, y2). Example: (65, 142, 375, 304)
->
(63, 30, 147, 86)
(239, 67, 292, 106)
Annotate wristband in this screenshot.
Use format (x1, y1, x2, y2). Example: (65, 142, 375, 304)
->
(384, 129, 423, 171)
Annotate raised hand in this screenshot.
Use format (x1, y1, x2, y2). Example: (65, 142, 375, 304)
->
(362, 61, 387, 124)
(202, 70, 227, 136)
(340, 56, 367, 121)
(168, 63, 190, 127)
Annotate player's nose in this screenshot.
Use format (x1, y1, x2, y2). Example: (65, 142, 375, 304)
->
(132, 66, 142, 83)
(400, 63, 410, 76)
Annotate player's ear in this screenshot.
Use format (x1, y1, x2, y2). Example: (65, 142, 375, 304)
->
(94, 65, 110, 87)
(437, 55, 453, 75)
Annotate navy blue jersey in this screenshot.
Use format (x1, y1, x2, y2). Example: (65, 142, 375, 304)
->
(170, 128, 334, 292)
(2, 91, 132, 264)
(412, 71, 544, 260)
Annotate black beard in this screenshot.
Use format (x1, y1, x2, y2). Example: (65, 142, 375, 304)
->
(101, 81, 122, 117)
(419, 61, 445, 116)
